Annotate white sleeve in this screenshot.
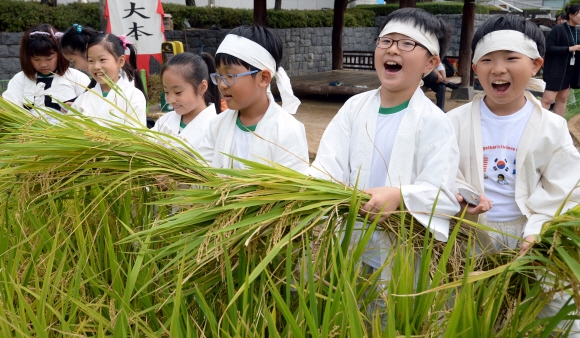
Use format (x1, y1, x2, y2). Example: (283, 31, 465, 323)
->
(309, 100, 353, 182)
(127, 89, 147, 127)
(73, 70, 91, 96)
(197, 116, 218, 165)
(400, 116, 461, 242)
(271, 118, 310, 174)
(523, 126, 580, 238)
(2, 73, 25, 107)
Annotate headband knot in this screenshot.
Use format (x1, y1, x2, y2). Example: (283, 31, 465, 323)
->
(118, 35, 131, 50)
(216, 34, 301, 114)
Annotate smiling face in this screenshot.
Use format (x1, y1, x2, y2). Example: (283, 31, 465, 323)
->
(163, 67, 207, 123)
(31, 52, 58, 75)
(472, 50, 543, 115)
(374, 32, 439, 105)
(87, 43, 125, 92)
(63, 51, 89, 73)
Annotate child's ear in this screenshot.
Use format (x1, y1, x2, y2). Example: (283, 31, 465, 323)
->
(259, 69, 272, 88)
(531, 57, 544, 76)
(118, 55, 126, 68)
(471, 63, 478, 75)
(423, 55, 441, 75)
(198, 79, 208, 96)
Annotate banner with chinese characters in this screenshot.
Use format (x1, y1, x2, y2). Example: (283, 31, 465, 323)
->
(104, 0, 165, 74)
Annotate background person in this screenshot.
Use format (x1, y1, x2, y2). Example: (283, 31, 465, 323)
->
(541, 4, 580, 116)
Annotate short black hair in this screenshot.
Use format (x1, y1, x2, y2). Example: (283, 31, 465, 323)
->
(215, 25, 283, 72)
(379, 8, 452, 58)
(471, 15, 545, 56)
(565, 4, 580, 20)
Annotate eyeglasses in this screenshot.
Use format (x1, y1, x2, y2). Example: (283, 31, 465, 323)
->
(209, 70, 259, 86)
(375, 37, 427, 52)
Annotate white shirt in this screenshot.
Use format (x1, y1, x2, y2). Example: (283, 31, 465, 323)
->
(231, 117, 255, 169)
(480, 98, 533, 222)
(151, 103, 217, 148)
(369, 103, 408, 188)
(71, 76, 147, 128)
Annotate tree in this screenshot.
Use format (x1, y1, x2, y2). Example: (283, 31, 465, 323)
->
(332, 0, 348, 70)
(186, 0, 196, 6)
(457, 0, 475, 88)
(275, 0, 282, 10)
(399, 0, 416, 7)
(254, 0, 267, 26)
(40, 0, 57, 6)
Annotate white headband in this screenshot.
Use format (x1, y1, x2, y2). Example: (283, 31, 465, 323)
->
(216, 34, 300, 114)
(472, 30, 541, 63)
(379, 20, 440, 56)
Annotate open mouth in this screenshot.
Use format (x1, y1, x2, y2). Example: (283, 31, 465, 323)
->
(492, 81, 510, 93)
(384, 61, 402, 73)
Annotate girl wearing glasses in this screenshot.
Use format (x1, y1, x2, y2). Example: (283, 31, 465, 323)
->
(152, 52, 220, 148)
(197, 25, 309, 173)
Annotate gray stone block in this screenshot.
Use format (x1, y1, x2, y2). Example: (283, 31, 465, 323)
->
(0, 58, 20, 74)
(0, 73, 11, 80)
(186, 30, 200, 38)
(0, 45, 8, 58)
(8, 45, 20, 57)
(1, 32, 23, 45)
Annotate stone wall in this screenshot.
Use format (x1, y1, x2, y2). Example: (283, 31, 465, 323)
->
(165, 27, 378, 76)
(0, 13, 497, 81)
(0, 32, 23, 81)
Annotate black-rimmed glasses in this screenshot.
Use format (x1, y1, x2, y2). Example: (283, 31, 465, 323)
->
(375, 37, 427, 52)
(209, 70, 259, 86)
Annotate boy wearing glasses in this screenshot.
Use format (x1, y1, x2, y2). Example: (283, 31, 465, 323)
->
(198, 25, 309, 173)
(311, 8, 459, 280)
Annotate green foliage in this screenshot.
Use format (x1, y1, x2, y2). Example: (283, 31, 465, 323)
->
(0, 1, 374, 32)
(0, 1, 99, 32)
(357, 2, 494, 16)
(162, 4, 374, 29)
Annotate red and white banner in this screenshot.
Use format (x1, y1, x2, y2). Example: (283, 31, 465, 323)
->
(104, 0, 165, 74)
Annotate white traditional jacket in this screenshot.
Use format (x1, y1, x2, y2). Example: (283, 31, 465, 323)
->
(71, 77, 146, 128)
(151, 104, 217, 148)
(2, 69, 90, 109)
(447, 91, 580, 238)
(310, 87, 460, 242)
(197, 100, 310, 174)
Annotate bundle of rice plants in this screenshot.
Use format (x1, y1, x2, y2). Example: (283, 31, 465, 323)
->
(0, 97, 578, 336)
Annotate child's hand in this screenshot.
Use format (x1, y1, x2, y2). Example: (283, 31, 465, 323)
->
(60, 102, 73, 113)
(519, 235, 536, 256)
(359, 187, 401, 222)
(456, 193, 492, 215)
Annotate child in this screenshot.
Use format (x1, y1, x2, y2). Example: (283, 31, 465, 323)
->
(2, 24, 90, 118)
(71, 33, 147, 127)
(60, 24, 99, 75)
(152, 52, 221, 148)
(310, 8, 459, 280)
(447, 15, 580, 335)
(197, 25, 309, 173)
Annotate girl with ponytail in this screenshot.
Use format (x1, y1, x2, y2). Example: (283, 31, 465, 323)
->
(71, 33, 147, 127)
(151, 52, 221, 148)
